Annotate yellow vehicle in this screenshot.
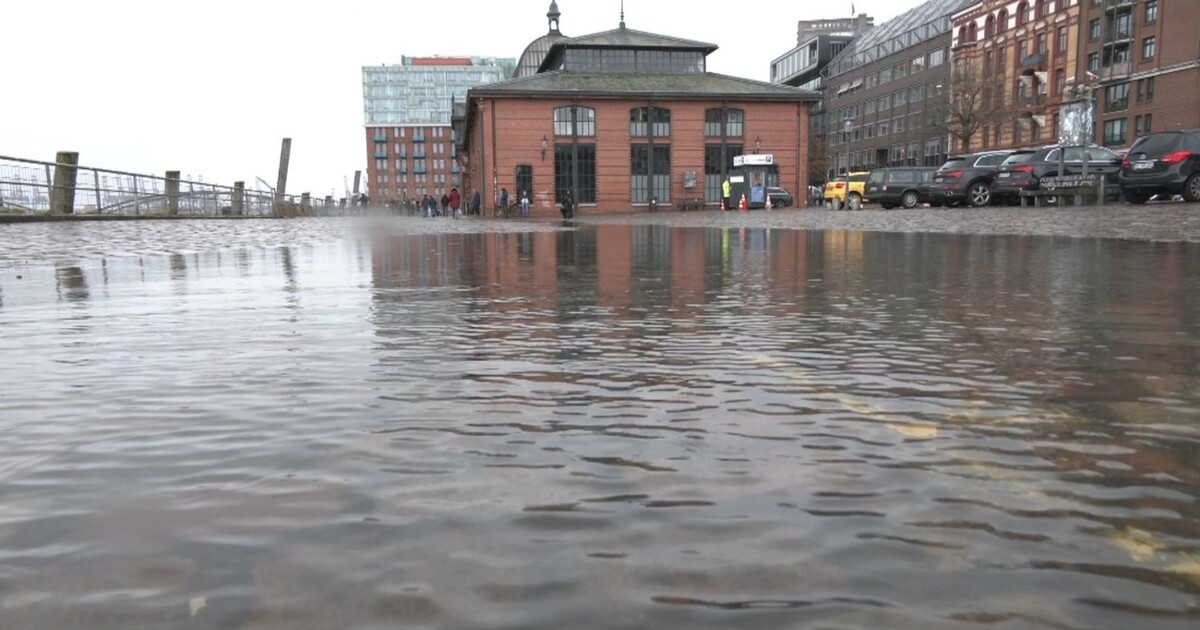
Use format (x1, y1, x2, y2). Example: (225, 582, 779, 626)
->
(823, 171, 870, 209)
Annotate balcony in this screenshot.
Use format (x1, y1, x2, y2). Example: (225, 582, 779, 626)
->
(1022, 94, 1047, 108)
(1022, 52, 1048, 70)
(451, 165, 461, 175)
(413, 151, 426, 159)
(412, 134, 426, 143)
(1105, 96, 1129, 113)
(1102, 62, 1131, 80)
(1104, 0, 1134, 11)
(373, 150, 387, 159)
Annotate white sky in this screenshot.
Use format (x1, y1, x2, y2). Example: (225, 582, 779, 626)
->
(4, 0, 922, 197)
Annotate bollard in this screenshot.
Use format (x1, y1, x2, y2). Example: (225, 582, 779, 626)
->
(50, 151, 80, 214)
(165, 171, 181, 216)
(300, 192, 312, 216)
(233, 182, 245, 216)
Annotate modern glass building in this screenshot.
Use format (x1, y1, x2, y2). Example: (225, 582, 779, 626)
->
(362, 57, 515, 127)
(361, 56, 515, 203)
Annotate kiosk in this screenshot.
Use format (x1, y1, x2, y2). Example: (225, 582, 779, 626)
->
(730, 154, 779, 209)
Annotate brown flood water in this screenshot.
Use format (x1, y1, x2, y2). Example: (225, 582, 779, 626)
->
(0, 219, 1198, 629)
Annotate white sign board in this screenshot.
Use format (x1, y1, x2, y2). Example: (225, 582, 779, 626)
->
(733, 154, 775, 167)
(1058, 102, 1094, 147)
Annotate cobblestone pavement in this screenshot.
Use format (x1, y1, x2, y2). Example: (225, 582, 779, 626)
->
(577, 204, 1200, 242)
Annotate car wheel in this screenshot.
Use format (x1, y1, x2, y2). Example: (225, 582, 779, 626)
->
(901, 191, 920, 209)
(1184, 173, 1200, 203)
(1124, 191, 1151, 205)
(967, 182, 991, 207)
(848, 193, 862, 210)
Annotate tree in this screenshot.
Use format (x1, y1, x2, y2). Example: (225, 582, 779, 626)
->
(932, 59, 1021, 152)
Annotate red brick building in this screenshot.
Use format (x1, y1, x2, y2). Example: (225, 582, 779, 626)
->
(1079, 0, 1200, 149)
(459, 20, 819, 214)
(951, 0, 1083, 150)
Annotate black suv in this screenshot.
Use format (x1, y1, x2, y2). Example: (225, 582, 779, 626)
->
(993, 145, 1123, 204)
(930, 151, 1012, 207)
(1119, 130, 1200, 204)
(864, 167, 938, 209)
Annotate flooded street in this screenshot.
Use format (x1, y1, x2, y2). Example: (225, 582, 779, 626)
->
(1, 216, 1198, 629)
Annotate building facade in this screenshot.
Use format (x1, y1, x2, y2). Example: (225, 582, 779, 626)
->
(461, 18, 818, 214)
(1079, 0, 1200, 149)
(950, 0, 1083, 151)
(362, 56, 514, 202)
(824, 0, 975, 177)
(771, 15, 875, 186)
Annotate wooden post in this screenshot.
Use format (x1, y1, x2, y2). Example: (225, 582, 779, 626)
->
(165, 171, 181, 216)
(275, 138, 291, 204)
(50, 151, 79, 214)
(233, 181, 245, 216)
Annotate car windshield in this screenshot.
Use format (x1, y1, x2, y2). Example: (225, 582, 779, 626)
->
(976, 154, 1009, 167)
(1001, 152, 1036, 166)
(1129, 134, 1184, 156)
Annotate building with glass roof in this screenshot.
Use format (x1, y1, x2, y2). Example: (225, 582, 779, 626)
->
(822, 0, 977, 177)
(457, 5, 819, 215)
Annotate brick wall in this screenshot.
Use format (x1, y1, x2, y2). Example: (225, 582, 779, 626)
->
(469, 97, 809, 215)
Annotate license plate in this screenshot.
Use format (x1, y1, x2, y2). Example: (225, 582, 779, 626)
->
(934, 177, 943, 183)
(998, 173, 1010, 178)
(1133, 161, 1154, 170)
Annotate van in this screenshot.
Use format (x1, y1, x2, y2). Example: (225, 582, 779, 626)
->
(864, 167, 938, 209)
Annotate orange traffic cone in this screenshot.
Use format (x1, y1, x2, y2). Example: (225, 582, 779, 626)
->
(765, 195, 773, 211)
(739, 194, 748, 211)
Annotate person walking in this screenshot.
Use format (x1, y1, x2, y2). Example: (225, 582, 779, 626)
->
(471, 189, 481, 216)
(449, 187, 461, 220)
(722, 177, 732, 211)
(440, 192, 450, 217)
(499, 188, 509, 216)
(560, 189, 574, 219)
(520, 190, 530, 218)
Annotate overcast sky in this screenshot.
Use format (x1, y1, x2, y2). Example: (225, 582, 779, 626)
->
(4, 0, 922, 197)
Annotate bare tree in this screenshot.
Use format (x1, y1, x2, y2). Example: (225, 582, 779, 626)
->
(931, 60, 1021, 152)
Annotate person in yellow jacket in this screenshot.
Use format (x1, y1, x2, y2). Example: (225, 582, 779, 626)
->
(722, 177, 731, 211)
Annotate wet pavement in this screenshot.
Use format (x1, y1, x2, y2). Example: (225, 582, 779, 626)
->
(0, 214, 1198, 629)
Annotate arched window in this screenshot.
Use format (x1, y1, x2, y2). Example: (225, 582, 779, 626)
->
(985, 15, 995, 38)
(553, 106, 596, 137)
(968, 23, 978, 43)
(1016, 1, 1030, 26)
(630, 107, 671, 137)
(997, 9, 1009, 32)
(1039, 0, 1052, 19)
(704, 108, 744, 137)
(959, 26, 969, 44)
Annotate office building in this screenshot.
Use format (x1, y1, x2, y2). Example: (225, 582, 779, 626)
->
(363, 56, 515, 202)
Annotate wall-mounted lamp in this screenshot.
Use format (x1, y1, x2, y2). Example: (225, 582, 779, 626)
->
(541, 135, 548, 160)
(755, 136, 762, 154)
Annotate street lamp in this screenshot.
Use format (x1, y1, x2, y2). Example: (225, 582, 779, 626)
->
(541, 135, 548, 161)
(844, 120, 853, 172)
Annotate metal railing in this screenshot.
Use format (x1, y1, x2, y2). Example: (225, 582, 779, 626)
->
(0, 155, 341, 217)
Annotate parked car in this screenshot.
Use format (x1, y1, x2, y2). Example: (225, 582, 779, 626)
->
(824, 172, 869, 209)
(1119, 130, 1200, 204)
(864, 167, 938, 209)
(929, 151, 1013, 207)
(767, 186, 793, 208)
(993, 145, 1123, 205)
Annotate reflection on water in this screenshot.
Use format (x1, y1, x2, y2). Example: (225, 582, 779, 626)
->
(0, 224, 1198, 629)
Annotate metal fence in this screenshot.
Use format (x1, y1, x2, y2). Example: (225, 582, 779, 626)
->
(0, 154, 340, 217)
